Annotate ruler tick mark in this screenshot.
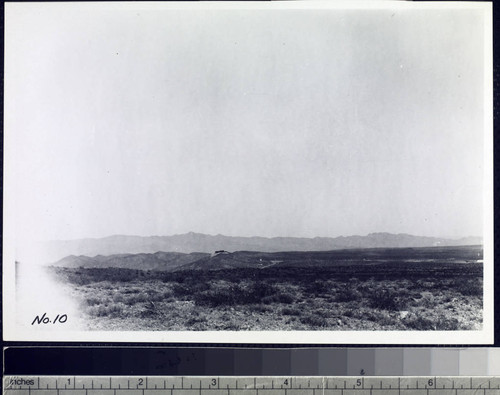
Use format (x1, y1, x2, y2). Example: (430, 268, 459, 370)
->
(5, 376, 500, 395)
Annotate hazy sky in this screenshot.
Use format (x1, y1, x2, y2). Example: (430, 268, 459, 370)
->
(5, 3, 489, 242)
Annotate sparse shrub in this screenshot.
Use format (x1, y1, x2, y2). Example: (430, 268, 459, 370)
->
(186, 316, 208, 326)
(88, 303, 124, 318)
(172, 284, 194, 297)
(112, 293, 125, 303)
(403, 315, 436, 330)
(249, 304, 272, 313)
(123, 288, 141, 294)
(274, 292, 295, 304)
(369, 289, 409, 311)
(139, 301, 159, 318)
(299, 314, 328, 328)
(304, 280, 330, 296)
(375, 311, 399, 327)
(261, 295, 278, 304)
(415, 279, 438, 289)
(249, 282, 278, 299)
(348, 307, 371, 320)
(191, 282, 210, 293)
(435, 316, 461, 330)
(223, 321, 242, 330)
(282, 307, 301, 316)
(192, 281, 293, 307)
(86, 297, 102, 307)
(146, 290, 170, 302)
(404, 314, 460, 331)
(124, 292, 149, 306)
(363, 310, 383, 322)
(419, 292, 436, 308)
(160, 290, 174, 299)
(194, 284, 242, 307)
(335, 286, 363, 302)
(403, 314, 461, 331)
(454, 278, 482, 296)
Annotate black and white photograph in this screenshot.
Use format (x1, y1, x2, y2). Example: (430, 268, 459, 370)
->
(3, 1, 493, 343)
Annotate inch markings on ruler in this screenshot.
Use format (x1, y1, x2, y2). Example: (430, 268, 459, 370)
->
(3, 377, 500, 395)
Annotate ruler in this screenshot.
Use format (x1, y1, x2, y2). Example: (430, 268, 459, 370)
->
(4, 377, 500, 395)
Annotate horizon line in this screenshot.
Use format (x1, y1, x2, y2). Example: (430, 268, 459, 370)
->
(48, 231, 483, 243)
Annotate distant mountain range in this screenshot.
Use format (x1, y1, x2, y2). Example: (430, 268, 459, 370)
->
(44, 232, 481, 263)
(52, 245, 483, 272)
(53, 251, 208, 271)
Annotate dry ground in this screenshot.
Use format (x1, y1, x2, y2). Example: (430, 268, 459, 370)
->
(53, 262, 483, 331)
